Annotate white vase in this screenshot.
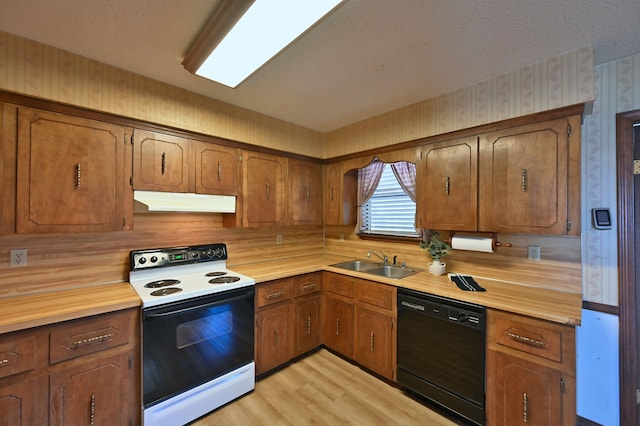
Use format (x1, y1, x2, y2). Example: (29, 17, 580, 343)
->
(428, 260, 446, 276)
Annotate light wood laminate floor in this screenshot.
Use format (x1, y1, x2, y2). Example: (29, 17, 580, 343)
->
(192, 349, 467, 425)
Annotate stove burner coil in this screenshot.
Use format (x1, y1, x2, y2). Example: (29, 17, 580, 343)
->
(205, 271, 227, 277)
(145, 279, 181, 288)
(150, 287, 183, 296)
(209, 276, 241, 284)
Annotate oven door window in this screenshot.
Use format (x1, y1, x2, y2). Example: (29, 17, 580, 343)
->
(142, 287, 254, 407)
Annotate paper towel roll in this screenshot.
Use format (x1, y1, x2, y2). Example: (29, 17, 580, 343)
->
(451, 236, 494, 253)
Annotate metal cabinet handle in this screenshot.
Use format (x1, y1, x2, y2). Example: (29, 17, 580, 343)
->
(266, 291, 284, 299)
(75, 163, 81, 188)
(336, 318, 341, 336)
(274, 330, 278, 349)
(71, 333, 113, 349)
(306, 187, 310, 201)
(330, 187, 334, 201)
(523, 392, 528, 422)
(506, 331, 545, 347)
(307, 316, 311, 334)
(90, 394, 96, 425)
(217, 162, 222, 181)
(370, 332, 375, 352)
(266, 182, 270, 200)
(521, 168, 528, 191)
(445, 176, 450, 195)
(302, 283, 316, 291)
(0, 358, 10, 365)
(161, 152, 166, 175)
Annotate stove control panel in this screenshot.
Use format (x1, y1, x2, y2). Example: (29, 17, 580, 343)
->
(130, 243, 228, 270)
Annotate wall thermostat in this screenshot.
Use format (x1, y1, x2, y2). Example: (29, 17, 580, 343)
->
(591, 208, 612, 230)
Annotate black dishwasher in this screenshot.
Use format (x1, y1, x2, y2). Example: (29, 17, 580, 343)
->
(397, 288, 485, 425)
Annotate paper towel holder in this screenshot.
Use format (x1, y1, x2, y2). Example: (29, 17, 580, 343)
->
(448, 232, 512, 251)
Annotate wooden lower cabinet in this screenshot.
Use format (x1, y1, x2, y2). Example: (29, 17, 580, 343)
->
(294, 296, 321, 356)
(354, 307, 393, 379)
(489, 350, 563, 425)
(322, 295, 354, 358)
(321, 272, 396, 381)
(486, 309, 576, 425)
(50, 351, 134, 426)
(256, 304, 292, 375)
(0, 308, 139, 425)
(0, 377, 41, 426)
(255, 273, 322, 375)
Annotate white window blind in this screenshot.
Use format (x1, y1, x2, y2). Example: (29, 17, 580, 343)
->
(360, 164, 417, 237)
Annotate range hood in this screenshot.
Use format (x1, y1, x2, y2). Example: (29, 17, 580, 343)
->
(134, 190, 236, 213)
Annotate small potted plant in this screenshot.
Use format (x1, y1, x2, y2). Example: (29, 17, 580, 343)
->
(419, 231, 451, 276)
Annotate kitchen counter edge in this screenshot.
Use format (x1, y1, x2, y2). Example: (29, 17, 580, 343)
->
(230, 254, 582, 326)
(0, 282, 140, 334)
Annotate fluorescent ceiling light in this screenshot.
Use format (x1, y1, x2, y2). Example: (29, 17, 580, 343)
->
(188, 0, 343, 88)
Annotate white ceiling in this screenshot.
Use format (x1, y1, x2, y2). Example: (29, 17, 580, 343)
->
(1, 0, 640, 132)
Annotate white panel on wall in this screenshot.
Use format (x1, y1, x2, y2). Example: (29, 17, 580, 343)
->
(576, 309, 619, 426)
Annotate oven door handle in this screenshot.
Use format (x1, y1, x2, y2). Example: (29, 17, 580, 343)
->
(144, 292, 252, 318)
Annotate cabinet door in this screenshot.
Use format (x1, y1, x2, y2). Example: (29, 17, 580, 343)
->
(50, 351, 134, 426)
(294, 296, 320, 356)
(132, 129, 191, 192)
(324, 163, 341, 225)
(479, 119, 569, 234)
(489, 350, 563, 426)
(355, 307, 393, 379)
(16, 108, 130, 233)
(288, 159, 322, 225)
(242, 151, 285, 227)
(417, 137, 478, 230)
(0, 378, 39, 426)
(194, 141, 238, 195)
(256, 304, 291, 375)
(322, 296, 354, 358)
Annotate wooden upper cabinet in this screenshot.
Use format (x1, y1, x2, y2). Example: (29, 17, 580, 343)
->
(417, 137, 478, 231)
(132, 130, 239, 196)
(242, 151, 286, 227)
(324, 163, 340, 224)
(288, 159, 322, 225)
(323, 163, 357, 226)
(16, 108, 131, 233)
(479, 118, 573, 234)
(132, 129, 191, 192)
(194, 141, 238, 195)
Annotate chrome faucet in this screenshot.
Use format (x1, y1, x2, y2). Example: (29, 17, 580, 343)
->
(367, 250, 388, 264)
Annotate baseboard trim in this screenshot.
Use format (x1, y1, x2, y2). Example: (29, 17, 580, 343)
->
(577, 415, 604, 426)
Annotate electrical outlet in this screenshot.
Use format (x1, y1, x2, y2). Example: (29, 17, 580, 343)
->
(276, 234, 283, 245)
(10, 249, 27, 267)
(339, 233, 345, 242)
(527, 245, 541, 261)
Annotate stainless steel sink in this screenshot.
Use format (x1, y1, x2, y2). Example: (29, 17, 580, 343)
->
(330, 260, 380, 272)
(331, 260, 422, 279)
(367, 265, 422, 279)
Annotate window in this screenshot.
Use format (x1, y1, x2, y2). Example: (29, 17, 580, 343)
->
(359, 162, 417, 237)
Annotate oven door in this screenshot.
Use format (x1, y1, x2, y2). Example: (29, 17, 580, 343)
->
(142, 286, 254, 408)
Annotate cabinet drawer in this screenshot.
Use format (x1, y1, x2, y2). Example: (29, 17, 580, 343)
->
(50, 311, 132, 364)
(256, 279, 293, 308)
(356, 281, 394, 310)
(293, 273, 321, 298)
(493, 314, 563, 363)
(0, 335, 36, 379)
(324, 273, 355, 298)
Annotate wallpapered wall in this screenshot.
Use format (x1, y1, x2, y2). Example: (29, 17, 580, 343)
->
(325, 46, 595, 157)
(581, 52, 640, 306)
(0, 31, 325, 158)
